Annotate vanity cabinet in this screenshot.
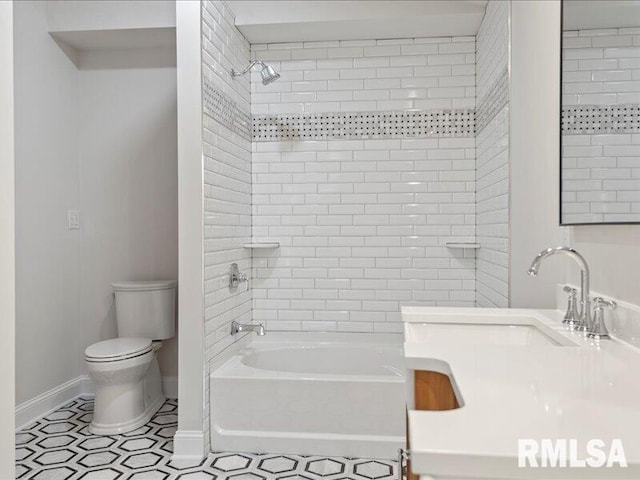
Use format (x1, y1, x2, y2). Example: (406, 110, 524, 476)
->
(404, 370, 460, 480)
(413, 370, 459, 411)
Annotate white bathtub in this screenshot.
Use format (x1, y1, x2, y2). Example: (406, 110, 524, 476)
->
(210, 332, 406, 459)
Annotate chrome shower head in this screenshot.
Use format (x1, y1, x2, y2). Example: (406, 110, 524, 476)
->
(259, 63, 280, 85)
(231, 61, 280, 86)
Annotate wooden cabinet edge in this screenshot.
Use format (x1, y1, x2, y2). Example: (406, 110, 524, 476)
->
(405, 370, 460, 479)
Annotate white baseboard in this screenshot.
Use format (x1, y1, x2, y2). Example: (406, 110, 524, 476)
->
(162, 376, 178, 399)
(15, 375, 94, 431)
(172, 430, 206, 467)
(16, 375, 178, 431)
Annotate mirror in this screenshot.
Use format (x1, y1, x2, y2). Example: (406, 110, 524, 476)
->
(561, 0, 640, 224)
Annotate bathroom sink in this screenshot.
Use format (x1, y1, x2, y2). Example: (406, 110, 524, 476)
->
(404, 319, 576, 347)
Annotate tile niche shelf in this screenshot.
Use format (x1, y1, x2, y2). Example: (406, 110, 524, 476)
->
(243, 242, 280, 249)
(445, 242, 480, 249)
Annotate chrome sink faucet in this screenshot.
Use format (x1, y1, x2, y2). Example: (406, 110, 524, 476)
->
(528, 246, 592, 333)
(230, 320, 265, 336)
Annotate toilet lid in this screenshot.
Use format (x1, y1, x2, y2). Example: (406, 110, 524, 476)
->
(85, 338, 152, 361)
(112, 280, 176, 292)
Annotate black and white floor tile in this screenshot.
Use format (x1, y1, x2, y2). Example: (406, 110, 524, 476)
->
(16, 397, 397, 480)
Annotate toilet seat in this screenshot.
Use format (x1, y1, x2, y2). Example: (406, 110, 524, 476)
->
(85, 338, 153, 363)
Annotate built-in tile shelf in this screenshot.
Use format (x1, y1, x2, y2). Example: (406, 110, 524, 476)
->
(445, 242, 480, 249)
(243, 242, 280, 249)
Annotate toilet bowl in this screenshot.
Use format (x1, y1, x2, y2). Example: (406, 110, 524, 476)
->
(84, 280, 176, 435)
(85, 338, 165, 435)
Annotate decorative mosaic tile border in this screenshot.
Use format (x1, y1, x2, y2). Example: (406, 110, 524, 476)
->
(476, 68, 509, 134)
(562, 104, 640, 135)
(203, 76, 252, 140)
(252, 109, 475, 141)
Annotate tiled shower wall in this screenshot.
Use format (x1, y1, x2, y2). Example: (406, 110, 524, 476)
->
(201, 0, 252, 446)
(249, 37, 477, 332)
(475, 1, 510, 307)
(562, 27, 640, 223)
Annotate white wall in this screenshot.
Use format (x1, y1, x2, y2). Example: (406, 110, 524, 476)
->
(509, 1, 640, 310)
(77, 65, 178, 378)
(14, 0, 83, 405)
(509, 0, 567, 308)
(570, 226, 640, 305)
(175, 0, 206, 464)
(46, 0, 175, 32)
(0, 0, 16, 474)
(14, 0, 179, 413)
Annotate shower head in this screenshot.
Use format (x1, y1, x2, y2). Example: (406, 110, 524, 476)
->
(231, 61, 280, 86)
(259, 63, 280, 85)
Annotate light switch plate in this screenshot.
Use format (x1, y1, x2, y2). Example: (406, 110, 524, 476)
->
(68, 210, 80, 230)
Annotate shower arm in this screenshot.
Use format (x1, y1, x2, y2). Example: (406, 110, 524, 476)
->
(231, 61, 265, 77)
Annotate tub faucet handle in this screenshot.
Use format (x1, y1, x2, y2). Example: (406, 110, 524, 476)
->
(229, 263, 248, 289)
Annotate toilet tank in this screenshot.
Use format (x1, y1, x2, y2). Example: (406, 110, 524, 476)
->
(112, 281, 176, 340)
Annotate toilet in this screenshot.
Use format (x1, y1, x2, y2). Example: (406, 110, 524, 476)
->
(84, 280, 176, 435)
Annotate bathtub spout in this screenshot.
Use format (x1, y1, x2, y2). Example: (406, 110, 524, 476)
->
(231, 321, 265, 336)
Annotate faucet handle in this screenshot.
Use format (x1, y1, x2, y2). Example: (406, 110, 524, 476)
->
(593, 297, 617, 310)
(562, 286, 579, 326)
(229, 263, 248, 289)
(587, 297, 615, 340)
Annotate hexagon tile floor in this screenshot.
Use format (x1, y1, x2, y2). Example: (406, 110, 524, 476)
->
(15, 397, 398, 480)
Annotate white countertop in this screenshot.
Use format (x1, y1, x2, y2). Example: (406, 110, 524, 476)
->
(403, 307, 640, 480)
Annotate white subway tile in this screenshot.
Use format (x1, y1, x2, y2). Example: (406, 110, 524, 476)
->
(255, 49, 291, 61)
(340, 68, 377, 79)
(303, 40, 340, 49)
(376, 99, 414, 110)
(415, 37, 451, 44)
(268, 42, 303, 50)
(364, 78, 401, 89)
(353, 89, 390, 100)
(327, 47, 365, 58)
(304, 69, 341, 81)
(327, 79, 364, 90)
(428, 53, 467, 65)
(376, 66, 414, 78)
(364, 45, 401, 57)
(439, 42, 475, 54)
(317, 90, 353, 101)
(354, 57, 390, 68)
(249, 31, 481, 326)
(401, 77, 439, 88)
(291, 48, 328, 60)
(340, 39, 376, 47)
(316, 58, 354, 69)
(280, 60, 317, 71)
(291, 80, 327, 92)
(377, 38, 414, 46)
(301, 101, 339, 112)
(401, 44, 439, 55)
(604, 46, 640, 58)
